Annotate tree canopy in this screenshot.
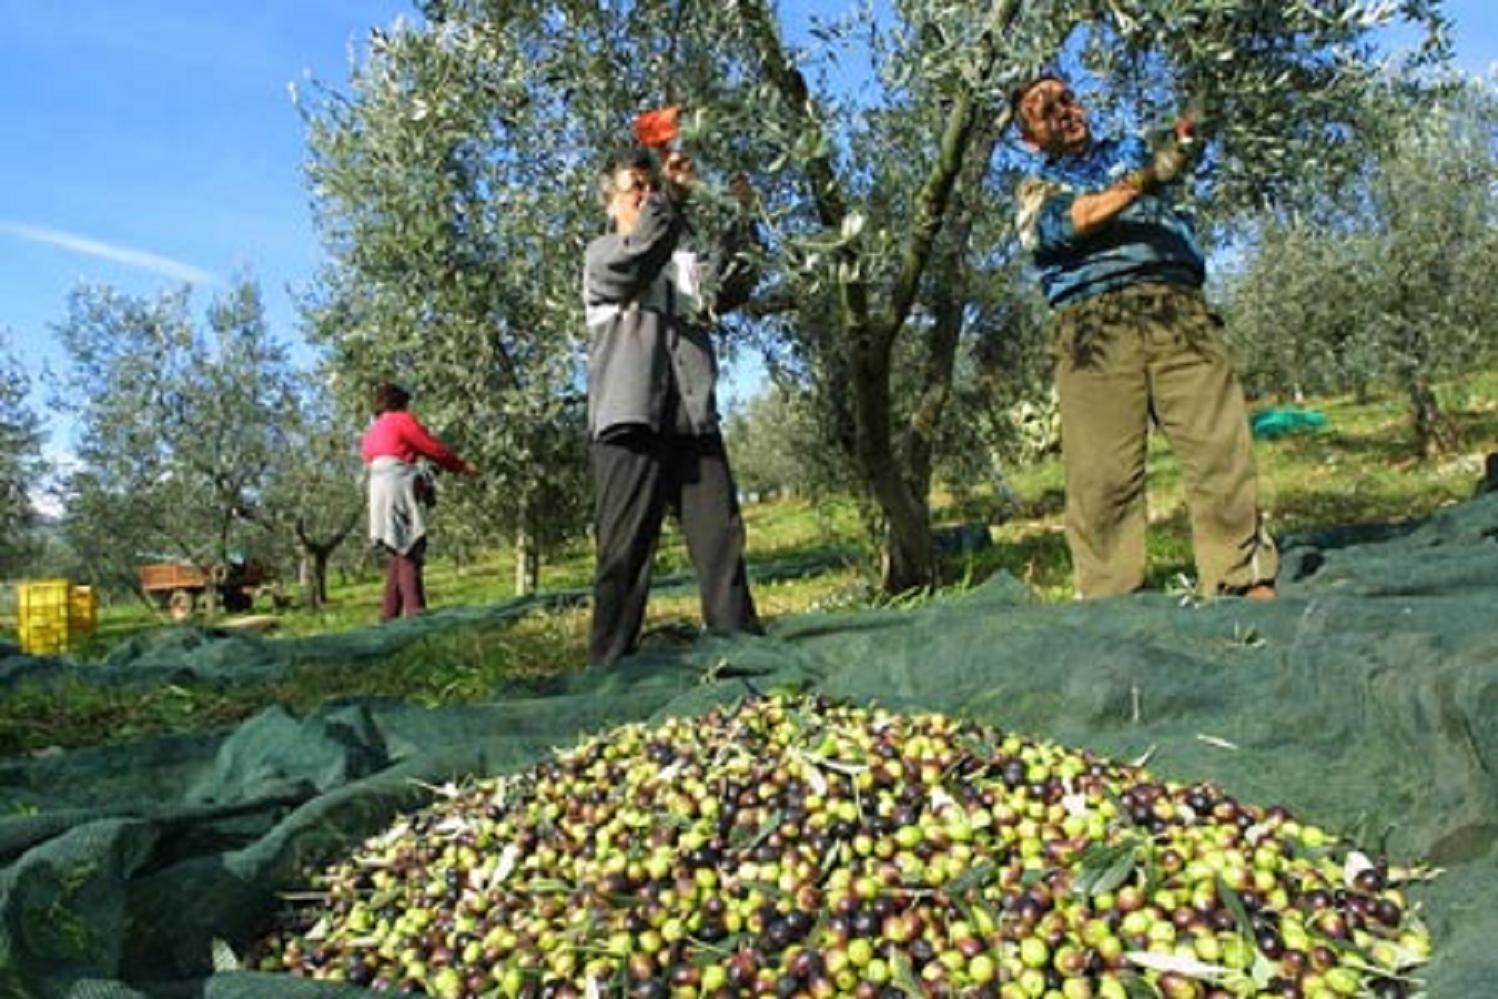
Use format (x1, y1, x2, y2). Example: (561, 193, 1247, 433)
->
(0, 334, 46, 578)
(52, 280, 302, 594)
(1226, 76, 1498, 455)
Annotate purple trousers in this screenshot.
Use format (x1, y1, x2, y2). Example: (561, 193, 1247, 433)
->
(380, 538, 427, 621)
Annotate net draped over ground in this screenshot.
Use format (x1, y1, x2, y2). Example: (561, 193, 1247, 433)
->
(1, 495, 1495, 997)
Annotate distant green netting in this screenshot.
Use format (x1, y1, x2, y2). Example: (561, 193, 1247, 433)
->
(1250, 406, 1328, 440)
(2, 498, 1497, 997)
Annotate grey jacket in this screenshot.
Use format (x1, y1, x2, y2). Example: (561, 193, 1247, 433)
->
(583, 191, 755, 439)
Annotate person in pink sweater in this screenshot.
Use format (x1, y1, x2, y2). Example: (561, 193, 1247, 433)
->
(361, 383, 478, 620)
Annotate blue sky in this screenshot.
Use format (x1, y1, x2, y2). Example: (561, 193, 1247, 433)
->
(3, 1, 1495, 469)
(0, 2, 411, 436)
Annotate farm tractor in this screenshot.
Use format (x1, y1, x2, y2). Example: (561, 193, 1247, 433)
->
(137, 561, 283, 621)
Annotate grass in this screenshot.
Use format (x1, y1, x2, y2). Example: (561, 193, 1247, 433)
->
(2, 374, 1494, 756)
(977, 371, 1498, 599)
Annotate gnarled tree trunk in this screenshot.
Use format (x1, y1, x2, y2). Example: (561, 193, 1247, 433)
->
(514, 523, 540, 596)
(296, 506, 361, 609)
(1399, 324, 1460, 458)
(740, 0, 1019, 594)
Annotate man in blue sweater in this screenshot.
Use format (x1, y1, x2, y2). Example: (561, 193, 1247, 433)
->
(1013, 76, 1277, 599)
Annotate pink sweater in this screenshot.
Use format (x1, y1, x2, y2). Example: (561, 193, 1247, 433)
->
(360, 410, 466, 473)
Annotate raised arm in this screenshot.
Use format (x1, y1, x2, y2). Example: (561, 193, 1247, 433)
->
(1069, 183, 1148, 239)
(395, 411, 468, 474)
(584, 192, 685, 305)
(1017, 133, 1195, 251)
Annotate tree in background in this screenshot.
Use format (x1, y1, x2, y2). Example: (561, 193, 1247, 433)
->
(0, 334, 46, 578)
(52, 280, 302, 600)
(1226, 77, 1498, 455)
(733, 257, 1053, 526)
(297, 11, 600, 595)
(722, 383, 838, 500)
(300, 0, 1448, 593)
(930, 259, 1055, 509)
(259, 384, 367, 608)
(1363, 80, 1498, 455)
(1223, 218, 1375, 403)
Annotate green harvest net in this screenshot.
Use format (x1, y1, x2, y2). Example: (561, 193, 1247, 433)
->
(1, 496, 1496, 997)
(1249, 408, 1328, 441)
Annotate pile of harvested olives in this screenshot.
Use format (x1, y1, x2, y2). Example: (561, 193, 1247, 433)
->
(252, 695, 1431, 998)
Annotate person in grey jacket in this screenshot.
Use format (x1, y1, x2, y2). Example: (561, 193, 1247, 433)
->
(582, 146, 762, 666)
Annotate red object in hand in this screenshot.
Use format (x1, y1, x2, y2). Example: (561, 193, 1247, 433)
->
(1175, 116, 1196, 142)
(634, 106, 681, 150)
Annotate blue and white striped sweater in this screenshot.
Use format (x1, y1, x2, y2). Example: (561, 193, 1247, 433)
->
(1016, 135, 1206, 308)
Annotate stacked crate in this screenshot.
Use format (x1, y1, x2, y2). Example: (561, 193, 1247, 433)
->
(71, 585, 98, 636)
(17, 580, 97, 655)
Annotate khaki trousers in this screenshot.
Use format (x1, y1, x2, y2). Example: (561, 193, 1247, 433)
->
(1052, 283, 1277, 597)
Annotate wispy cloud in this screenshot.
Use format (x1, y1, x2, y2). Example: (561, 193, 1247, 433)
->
(0, 220, 218, 285)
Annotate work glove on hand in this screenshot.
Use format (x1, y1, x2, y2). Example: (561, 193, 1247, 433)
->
(1125, 116, 1199, 193)
(663, 150, 697, 200)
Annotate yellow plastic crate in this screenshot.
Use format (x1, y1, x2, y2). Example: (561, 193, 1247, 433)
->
(18, 579, 76, 655)
(70, 585, 98, 634)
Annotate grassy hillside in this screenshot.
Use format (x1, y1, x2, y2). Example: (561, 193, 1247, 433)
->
(1, 375, 1493, 755)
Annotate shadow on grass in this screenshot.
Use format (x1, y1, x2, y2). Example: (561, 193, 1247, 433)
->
(1270, 488, 1439, 543)
(979, 504, 1192, 595)
(1457, 404, 1498, 445)
(749, 544, 863, 583)
(648, 544, 863, 597)
(1016, 487, 1066, 521)
(1270, 395, 1498, 466)
(1274, 429, 1418, 466)
(960, 530, 1072, 595)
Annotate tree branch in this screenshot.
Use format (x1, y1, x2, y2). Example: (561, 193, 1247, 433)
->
(735, 0, 873, 337)
(297, 500, 363, 553)
(901, 112, 1009, 492)
(879, 0, 1022, 352)
(740, 290, 800, 318)
(735, 0, 850, 232)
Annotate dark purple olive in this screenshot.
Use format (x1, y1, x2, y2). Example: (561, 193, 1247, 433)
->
(1256, 927, 1285, 960)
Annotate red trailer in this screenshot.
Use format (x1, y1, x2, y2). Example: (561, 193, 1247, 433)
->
(138, 561, 269, 621)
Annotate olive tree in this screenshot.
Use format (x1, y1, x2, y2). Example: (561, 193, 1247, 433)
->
(52, 280, 302, 599)
(297, 12, 605, 594)
(1224, 217, 1376, 401)
(722, 384, 838, 500)
(257, 385, 367, 608)
(1225, 77, 1498, 455)
(0, 335, 46, 578)
(1361, 81, 1498, 454)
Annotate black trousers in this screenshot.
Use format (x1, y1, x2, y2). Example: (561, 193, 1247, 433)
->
(589, 429, 761, 666)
